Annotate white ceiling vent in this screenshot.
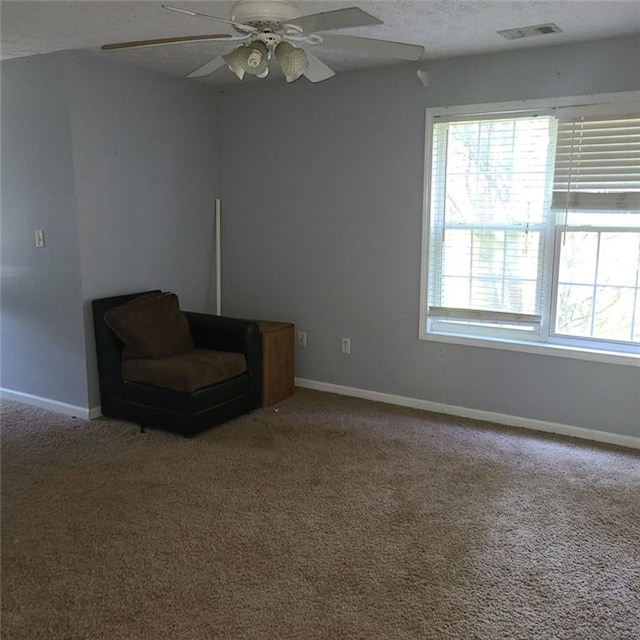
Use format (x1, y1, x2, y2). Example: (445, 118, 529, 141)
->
(497, 23, 563, 40)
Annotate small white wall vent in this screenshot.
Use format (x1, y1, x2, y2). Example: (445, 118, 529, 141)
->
(498, 23, 563, 40)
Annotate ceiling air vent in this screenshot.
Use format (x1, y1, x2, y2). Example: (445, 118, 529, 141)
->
(498, 23, 563, 40)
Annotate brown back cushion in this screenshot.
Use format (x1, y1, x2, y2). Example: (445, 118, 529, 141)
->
(104, 292, 194, 359)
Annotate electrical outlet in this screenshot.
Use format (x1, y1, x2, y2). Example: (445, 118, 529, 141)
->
(341, 337, 351, 354)
(297, 331, 307, 348)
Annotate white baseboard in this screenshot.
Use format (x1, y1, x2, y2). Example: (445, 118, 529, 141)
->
(3, 380, 637, 451)
(0, 388, 101, 420)
(295, 378, 640, 451)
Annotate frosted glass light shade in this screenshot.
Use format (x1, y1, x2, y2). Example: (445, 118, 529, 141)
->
(244, 41, 269, 76)
(275, 42, 308, 82)
(223, 46, 250, 80)
(223, 41, 269, 80)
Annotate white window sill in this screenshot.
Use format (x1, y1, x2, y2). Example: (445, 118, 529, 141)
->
(419, 332, 640, 367)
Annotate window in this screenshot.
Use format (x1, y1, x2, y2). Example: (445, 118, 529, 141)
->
(421, 93, 640, 359)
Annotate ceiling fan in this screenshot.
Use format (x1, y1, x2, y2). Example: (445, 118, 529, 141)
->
(101, 1, 425, 83)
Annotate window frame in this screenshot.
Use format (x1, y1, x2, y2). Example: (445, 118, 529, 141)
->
(548, 224, 640, 350)
(419, 91, 640, 366)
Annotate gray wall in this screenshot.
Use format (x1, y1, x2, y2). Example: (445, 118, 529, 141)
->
(1, 52, 88, 407)
(2, 36, 638, 434)
(216, 35, 640, 438)
(1, 51, 220, 410)
(65, 52, 220, 408)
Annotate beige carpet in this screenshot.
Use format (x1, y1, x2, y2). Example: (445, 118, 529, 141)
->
(1, 389, 639, 640)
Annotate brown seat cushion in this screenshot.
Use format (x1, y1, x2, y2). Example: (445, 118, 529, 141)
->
(122, 349, 247, 392)
(104, 292, 194, 359)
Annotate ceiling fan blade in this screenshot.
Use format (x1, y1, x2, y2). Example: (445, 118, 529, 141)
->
(101, 34, 236, 51)
(286, 7, 382, 34)
(319, 34, 424, 61)
(302, 51, 336, 83)
(187, 55, 228, 79)
(161, 4, 257, 33)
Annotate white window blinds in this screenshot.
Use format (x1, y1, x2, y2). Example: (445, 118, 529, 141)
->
(428, 115, 556, 328)
(552, 114, 640, 211)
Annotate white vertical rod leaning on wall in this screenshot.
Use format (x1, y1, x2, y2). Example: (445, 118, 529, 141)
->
(215, 198, 222, 315)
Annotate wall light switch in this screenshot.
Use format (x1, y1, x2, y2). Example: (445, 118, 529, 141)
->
(34, 229, 45, 248)
(297, 331, 307, 348)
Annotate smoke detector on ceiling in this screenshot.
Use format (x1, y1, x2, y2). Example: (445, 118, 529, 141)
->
(498, 23, 563, 40)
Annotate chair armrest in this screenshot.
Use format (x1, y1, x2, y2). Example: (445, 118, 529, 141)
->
(184, 312, 262, 408)
(185, 312, 260, 353)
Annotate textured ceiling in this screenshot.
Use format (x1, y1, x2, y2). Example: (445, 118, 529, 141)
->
(2, 1, 640, 86)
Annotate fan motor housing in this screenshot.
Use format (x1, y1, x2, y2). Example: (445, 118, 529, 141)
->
(230, 0, 303, 31)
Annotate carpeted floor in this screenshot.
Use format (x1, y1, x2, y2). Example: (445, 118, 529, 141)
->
(1, 388, 639, 640)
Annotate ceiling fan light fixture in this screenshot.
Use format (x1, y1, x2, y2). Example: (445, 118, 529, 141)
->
(107, 2, 425, 85)
(246, 40, 268, 68)
(222, 40, 269, 79)
(275, 41, 308, 82)
(243, 40, 269, 76)
(222, 45, 249, 79)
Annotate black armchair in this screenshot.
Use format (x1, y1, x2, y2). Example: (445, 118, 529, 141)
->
(92, 291, 262, 436)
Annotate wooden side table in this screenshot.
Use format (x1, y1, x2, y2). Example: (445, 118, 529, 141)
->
(258, 321, 295, 407)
